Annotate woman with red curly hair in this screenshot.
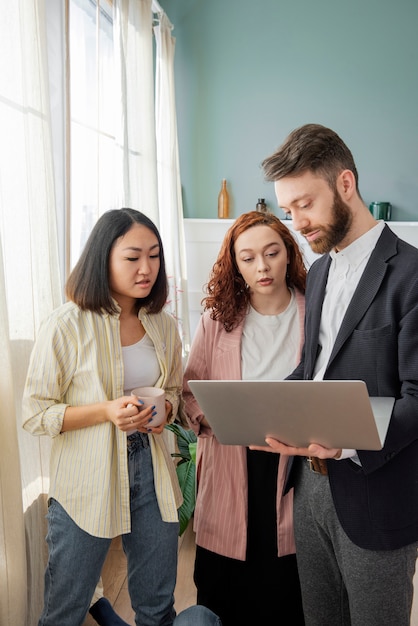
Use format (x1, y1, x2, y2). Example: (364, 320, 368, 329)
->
(183, 211, 307, 626)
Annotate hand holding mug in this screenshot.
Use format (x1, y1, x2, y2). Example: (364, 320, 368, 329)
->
(131, 387, 166, 430)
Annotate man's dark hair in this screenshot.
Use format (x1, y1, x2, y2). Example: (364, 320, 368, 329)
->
(262, 123, 360, 193)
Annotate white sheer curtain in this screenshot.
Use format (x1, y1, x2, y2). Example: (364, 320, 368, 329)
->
(154, 11, 191, 354)
(71, 0, 190, 353)
(0, 2, 62, 625)
(0, 1, 188, 623)
(113, 0, 190, 353)
(68, 0, 117, 266)
(0, 233, 27, 626)
(113, 0, 159, 221)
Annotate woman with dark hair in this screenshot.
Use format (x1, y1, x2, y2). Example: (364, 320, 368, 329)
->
(23, 208, 183, 626)
(183, 211, 307, 626)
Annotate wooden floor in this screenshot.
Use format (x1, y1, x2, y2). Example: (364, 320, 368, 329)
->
(82, 521, 197, 626)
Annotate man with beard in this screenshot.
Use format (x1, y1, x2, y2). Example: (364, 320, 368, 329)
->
(254, 124, 418, 626)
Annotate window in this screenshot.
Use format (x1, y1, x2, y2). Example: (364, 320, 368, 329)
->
(69, 0, 116, 268)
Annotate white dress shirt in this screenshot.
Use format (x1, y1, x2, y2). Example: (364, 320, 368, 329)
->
(313, 220, 385, 459)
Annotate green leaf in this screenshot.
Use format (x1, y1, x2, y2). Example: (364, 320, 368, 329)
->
(165, 423, 197, 461)
(176, 459, 196, 535)
(188, 441, 197, 464)
(165, 423, 198, 535)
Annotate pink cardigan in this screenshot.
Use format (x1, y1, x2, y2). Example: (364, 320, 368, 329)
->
(183, 290, 305, 561)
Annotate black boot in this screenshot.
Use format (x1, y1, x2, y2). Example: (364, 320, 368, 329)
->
(89, 597, 131, 626)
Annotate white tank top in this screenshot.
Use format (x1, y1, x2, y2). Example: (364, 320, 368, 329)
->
(122, 332, 160, 395)
(122, 333, 160, 435)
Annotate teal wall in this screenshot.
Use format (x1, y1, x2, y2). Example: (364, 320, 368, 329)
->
(160, 0, 418, 221)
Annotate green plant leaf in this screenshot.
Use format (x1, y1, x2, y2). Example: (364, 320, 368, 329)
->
(188, 441, 197, 464)
(166, 423, 197, 461)
(165, 423, 198, 535)
(176, 459, 196, 535)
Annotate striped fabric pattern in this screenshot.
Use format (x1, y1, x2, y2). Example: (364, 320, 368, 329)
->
(183, 290, 305, 561)
(22, 301, 182, 538)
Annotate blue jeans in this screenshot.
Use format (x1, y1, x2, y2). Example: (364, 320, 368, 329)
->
(174, 606, 222, 625)
(39, 432, 179, 626)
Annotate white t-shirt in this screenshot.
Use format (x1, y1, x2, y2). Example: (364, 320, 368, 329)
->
(241, 289, 300, 381)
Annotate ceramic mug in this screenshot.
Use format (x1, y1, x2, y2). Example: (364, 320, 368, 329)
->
(131, 386, 166, 427)
(369, 201, 391, 221)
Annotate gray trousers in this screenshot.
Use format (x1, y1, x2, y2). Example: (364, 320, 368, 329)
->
(293, 459, 418, 626)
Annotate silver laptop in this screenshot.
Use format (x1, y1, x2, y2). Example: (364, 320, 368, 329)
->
(187, 379, 394, 450)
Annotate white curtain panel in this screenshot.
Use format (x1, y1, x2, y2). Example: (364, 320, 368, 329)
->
(154, 11, 191, 355)
(0, 1, 62, 625)
(0, 1, 189, 622)
(113, 0, 159, 222)
(68, 0, 119, 267)
(0, 233, 27, 626)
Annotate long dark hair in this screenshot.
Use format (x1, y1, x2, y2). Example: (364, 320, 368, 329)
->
(66, 208, 168, 314)
(204, 211, 306, 332)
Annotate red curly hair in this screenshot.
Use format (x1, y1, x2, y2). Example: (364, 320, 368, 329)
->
(204, 211, 307, 332)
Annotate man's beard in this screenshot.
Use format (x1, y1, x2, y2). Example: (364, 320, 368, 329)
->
(302, 191, 352, 255)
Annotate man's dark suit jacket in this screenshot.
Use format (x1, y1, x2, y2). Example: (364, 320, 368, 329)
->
(288, 224, 418, 551)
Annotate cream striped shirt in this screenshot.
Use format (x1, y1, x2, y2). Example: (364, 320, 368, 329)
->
(22, 302, 183, 538)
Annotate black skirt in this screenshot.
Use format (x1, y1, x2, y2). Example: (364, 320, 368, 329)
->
(194, 449, 305, 626)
